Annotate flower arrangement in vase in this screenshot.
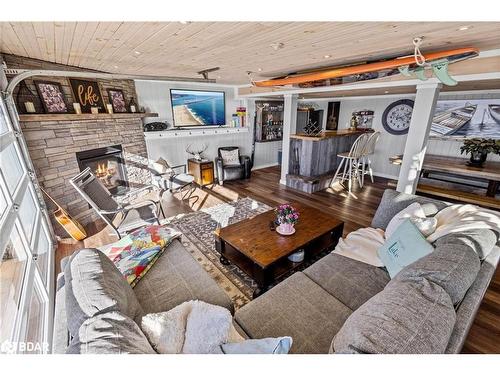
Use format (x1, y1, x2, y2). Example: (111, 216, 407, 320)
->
(275, 204, 299, 235)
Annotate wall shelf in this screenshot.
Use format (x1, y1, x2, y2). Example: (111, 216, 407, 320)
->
(19, 112, 158, 122)
(255, 138, 282, 143)
(144, 127, 249, 140)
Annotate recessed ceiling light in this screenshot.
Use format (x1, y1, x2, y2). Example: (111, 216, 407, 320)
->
(324, 55, 331, 59)
(113, 65, 119, 69)
(257, 67, 263, 72)
(134, 51, 141, 55)
(384, 90, 390, 94)
(270, 42, 285, 51)
(458, 25, 471, 31)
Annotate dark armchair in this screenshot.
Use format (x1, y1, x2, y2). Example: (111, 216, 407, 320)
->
(215, 146, 251, 185)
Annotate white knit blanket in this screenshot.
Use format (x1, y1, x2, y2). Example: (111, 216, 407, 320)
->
(141, 300, 244, 354)
(334, 204, 500, 267)
(426, 204, 500, 243)
(333, 227, 385, 267)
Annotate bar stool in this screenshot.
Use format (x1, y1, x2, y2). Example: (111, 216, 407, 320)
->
(330, 133, 370, 194)
(359, 131, 381, 186)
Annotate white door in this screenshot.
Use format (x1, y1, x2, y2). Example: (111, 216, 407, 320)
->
(0, 94, 55, 354)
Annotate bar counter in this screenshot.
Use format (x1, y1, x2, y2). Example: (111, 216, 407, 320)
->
(286, 128, 373, 193)
(290, 128, 372, 141)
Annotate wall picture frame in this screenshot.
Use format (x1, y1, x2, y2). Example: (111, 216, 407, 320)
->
(34, 80, 69, 114)
(430, 99, 500, 139)
(69, 78, 106, 113)
(107, 88, 128, 113)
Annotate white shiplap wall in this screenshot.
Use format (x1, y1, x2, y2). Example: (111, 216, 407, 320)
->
(254, 141, 281, 169)
(336, 91, 500, 179)
(135, 81, 278, 169)
(145, 132, 253, 168)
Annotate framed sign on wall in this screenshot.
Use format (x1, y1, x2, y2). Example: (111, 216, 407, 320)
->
(430, 99, 500, 139)
(107, 88, 128, 113)
(34, 80, 69, 114)
(69, 79, 106, 113)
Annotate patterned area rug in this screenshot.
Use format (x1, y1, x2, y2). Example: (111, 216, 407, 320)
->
(166, 198, 271, 309)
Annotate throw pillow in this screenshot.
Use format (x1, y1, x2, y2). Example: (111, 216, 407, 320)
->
(63, 248, 144, 338)
(141, 300, 292, 354)
(66, 311, 156, 354)
(333, 278, 456, 354)
(141, 300, 236, 354)
(433, 229, 498, 260)
(102, 225, 181, 287)
(394, 242, 480, 305)
(385, 202, 426, 239)
(410, 216, 438, 237)
(220, 337, 293, 354)
(220, 149, 240, 166)
(378, 219, 434, 278)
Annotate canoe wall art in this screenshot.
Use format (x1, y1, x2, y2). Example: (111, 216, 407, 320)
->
(430, 99, 500, 139)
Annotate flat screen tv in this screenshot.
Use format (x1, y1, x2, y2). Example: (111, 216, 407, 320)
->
(170, 89, 225, 127)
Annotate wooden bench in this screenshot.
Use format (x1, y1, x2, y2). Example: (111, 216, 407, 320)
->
(417, 183, 500, 210)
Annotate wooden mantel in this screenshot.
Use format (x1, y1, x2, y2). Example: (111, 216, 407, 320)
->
(19, 112, 158, 122)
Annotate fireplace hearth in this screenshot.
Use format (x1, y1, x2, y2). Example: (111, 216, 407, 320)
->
(76, 145, 129, 195)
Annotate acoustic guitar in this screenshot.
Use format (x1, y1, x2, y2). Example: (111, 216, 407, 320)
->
(40, 187, 87, 241)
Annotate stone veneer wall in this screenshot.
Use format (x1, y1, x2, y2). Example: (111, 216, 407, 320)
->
(21, 117, 152, 237)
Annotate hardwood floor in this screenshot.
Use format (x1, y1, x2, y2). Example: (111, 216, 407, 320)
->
(54, 166, 499, 354)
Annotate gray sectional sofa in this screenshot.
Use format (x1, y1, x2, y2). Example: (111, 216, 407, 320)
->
(235, 190, 500, 353)
(52, 239, 234, 353)
(53, 189, 500, 354)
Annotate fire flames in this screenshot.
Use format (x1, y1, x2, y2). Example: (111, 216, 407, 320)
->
(95, 162, 110, 178)
(95, 162, 117, 187)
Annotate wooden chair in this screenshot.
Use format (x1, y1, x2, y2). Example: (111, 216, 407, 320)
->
(330, 133, 370, 194)
(359, 131, 381, 186)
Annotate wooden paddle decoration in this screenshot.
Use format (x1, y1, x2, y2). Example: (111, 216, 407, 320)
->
(40, 187, 87, 241)
(253, 47, 479, 87)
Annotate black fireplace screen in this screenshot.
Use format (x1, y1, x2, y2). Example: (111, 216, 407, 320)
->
(76, 145, 129, 195)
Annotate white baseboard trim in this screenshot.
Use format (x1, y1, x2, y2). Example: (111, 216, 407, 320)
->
(372, 171, 399, 180)
(252, 162, 279, 170)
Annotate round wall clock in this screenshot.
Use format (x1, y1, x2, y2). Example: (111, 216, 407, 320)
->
(382, 99, 414, 135)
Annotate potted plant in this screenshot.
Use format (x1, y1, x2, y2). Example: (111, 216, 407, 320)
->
(275, 204, 299, 235)
(460, 138, 500, 167)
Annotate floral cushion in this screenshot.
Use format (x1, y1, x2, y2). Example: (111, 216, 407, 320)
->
(103, 225, 181, 287)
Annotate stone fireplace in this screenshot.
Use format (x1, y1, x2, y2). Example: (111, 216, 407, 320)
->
(20, 114, 153, 237)
(76, 144, 129, 196)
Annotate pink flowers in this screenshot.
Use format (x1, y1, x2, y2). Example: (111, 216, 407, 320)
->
(275, 204, 299, 225)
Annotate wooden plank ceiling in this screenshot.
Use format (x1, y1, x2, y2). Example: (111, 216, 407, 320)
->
(1, 22, 500, 84)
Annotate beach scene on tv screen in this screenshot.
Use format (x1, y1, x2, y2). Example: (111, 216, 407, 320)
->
(171, 89, 225, 126)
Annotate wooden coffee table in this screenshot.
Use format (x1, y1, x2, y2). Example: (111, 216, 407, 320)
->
(216, 203, 343, 297)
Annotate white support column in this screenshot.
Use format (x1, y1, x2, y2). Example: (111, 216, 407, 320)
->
(244, 98, 256, 161)
(280, 94, 298, 185)
(397, 82, 441, 194)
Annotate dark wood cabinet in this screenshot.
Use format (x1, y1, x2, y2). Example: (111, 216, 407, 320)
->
(188, 158, 214, 186)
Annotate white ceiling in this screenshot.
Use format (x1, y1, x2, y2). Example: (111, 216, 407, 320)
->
(1, 22, 500, 84)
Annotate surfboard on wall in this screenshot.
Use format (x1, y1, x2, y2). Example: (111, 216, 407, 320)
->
(252, 47, 479, 88)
